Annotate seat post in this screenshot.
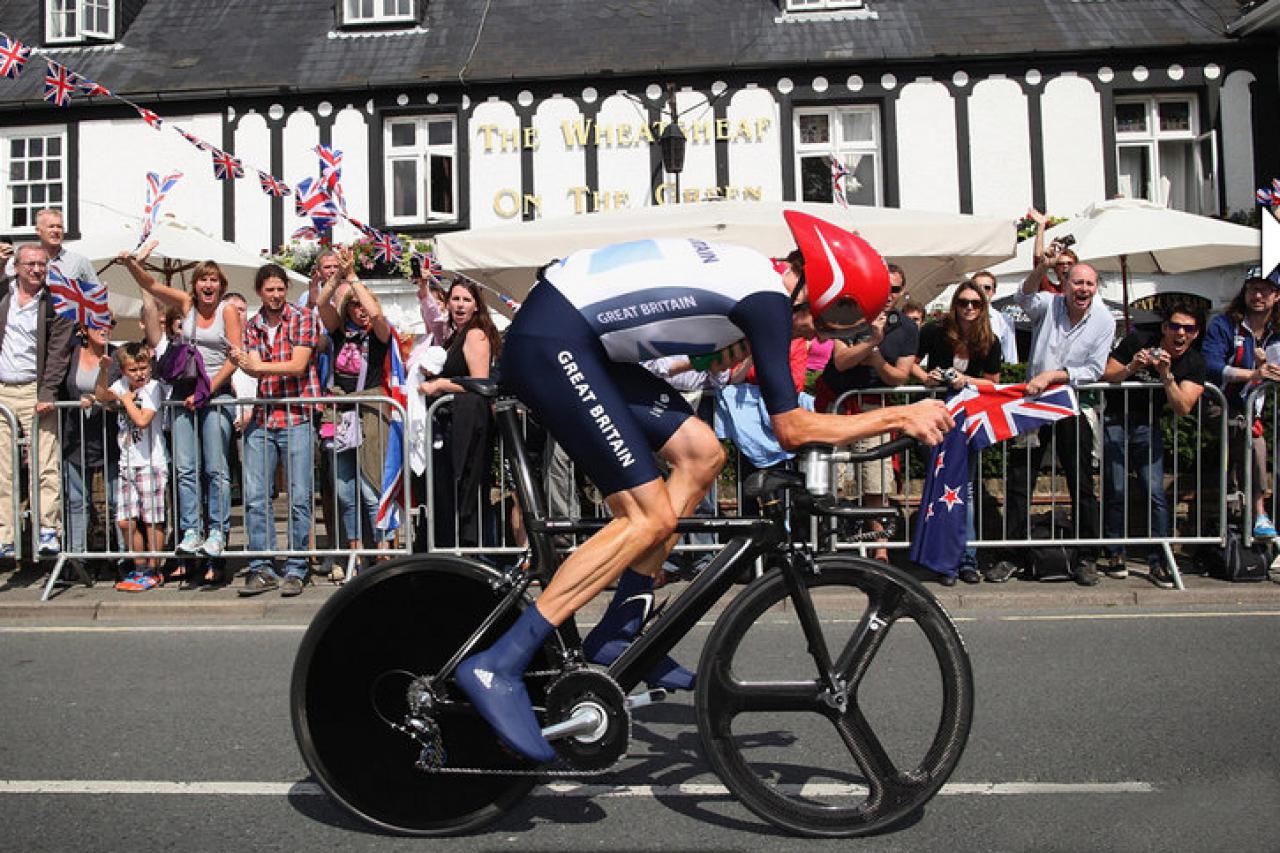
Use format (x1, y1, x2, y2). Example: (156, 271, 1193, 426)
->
(494, 397, 558, 577)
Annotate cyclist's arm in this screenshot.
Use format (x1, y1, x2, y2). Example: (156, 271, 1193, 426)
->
(771, 402, 952, 450)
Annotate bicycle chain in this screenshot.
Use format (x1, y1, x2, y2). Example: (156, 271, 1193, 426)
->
(833, 518, 899, 543)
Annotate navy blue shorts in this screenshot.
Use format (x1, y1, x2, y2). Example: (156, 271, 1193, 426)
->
(500, 283, 692, 498)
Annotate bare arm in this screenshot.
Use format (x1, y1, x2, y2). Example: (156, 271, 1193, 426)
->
(420, 330, 490, 395)
(247, 345, 313, 378)
(94, 356, 117, 405)
(120, 390, 156, 429)
(352, 280, 392, 343)
(1028, 207, 1049, 267)
(140, 293, 164, 348)
(118, 243, 193, 314)
(771, 398, 954, 451)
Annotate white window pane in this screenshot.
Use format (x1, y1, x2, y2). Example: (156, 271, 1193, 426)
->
(840, 111, 875, 143)
(10, 139, 24, 158)
(843, 153, 877, 206)
(1158, 101, 1191, 133)
(1158, 140, 1194, 212)
(1117, 145, 1152, 200)
(50, 184, 63, 203)
(429, 155, 454, 215)
(28, 161, 42, 181)
(47, 137, 61, 156)
(391, 159, 419, 218)
(390, 122, 415, 147)
(799, 156, 833, 202)
(29, 138, 42, 157)
(799, 114, 830, 145)
(9, 162, 23, 181)
(1115, 102, 1147, 135)
(427, 120, 452, 146)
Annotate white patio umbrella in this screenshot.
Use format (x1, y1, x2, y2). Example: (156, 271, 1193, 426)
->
(988, 197, 1260, 327)
(67, 201, 309, 323)
(435, 200, 1016, 311)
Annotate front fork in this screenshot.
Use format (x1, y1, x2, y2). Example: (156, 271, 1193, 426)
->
(774, 546, 851, 713)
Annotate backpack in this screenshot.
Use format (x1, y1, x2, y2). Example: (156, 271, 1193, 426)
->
(1203, 525, 1270, 582)
(1025, 518, 1076, 582)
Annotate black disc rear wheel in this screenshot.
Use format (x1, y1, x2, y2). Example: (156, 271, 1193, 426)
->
(291, 554, 556, 836)
(695, 556, 973, 837)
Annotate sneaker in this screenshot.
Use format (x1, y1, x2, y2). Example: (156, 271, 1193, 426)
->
(199, 529, 225, 557)
(1074, 558, 1100, 587)
(983, 560, 1018, 584)
(959, 568, 981, 585)
(280, 575, 305, 597)
(938, 573, 957, 587)
(1253, 513, 1278, 540)
(115, 571, 143, 592)
(1149, 562, 1175, 590)
(1104, 554, 1129, 580)
(130, 571, 163, 592)
(238, 571, 279, 597)
(38, 529, 60, 556)
(176, 529, 203, 554)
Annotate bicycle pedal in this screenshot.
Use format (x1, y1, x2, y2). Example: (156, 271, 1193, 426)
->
(624, 688, 667, 711)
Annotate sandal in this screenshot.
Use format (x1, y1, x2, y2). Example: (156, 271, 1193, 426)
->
(197, 565, 225, 591)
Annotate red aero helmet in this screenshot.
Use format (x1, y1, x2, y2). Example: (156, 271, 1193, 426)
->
(784, 209, 890, 338)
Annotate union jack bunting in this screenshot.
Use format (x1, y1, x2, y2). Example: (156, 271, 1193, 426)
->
(43, 61, 76, 107)
(257, 171, 291, 197)
(137, 106, 163, 130)
(174, 126, 211, 152)
(831, 157, 851, 210)
(139, 171, 182, 247)
(210, 149, 244, 181)
(413, 250, 444, 284)
(0, 36, 32, 80)
(74, 74, 111, 97)
(48, 267, 112, 329)
(314, 144, 346, 211)
(370, 230, 403, 265)
(294, 177, 338, 232)
(291, 225, 320, 241)
(1259, 188, 1274, 207)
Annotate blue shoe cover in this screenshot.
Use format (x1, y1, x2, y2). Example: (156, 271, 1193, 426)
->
(455, 605, 558, 764)
(583, 569, 695, 691)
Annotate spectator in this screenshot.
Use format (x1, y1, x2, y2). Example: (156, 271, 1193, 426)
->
(1201, 271, 1280, 538)
(911, 282, 1002, 585)
(1101, 301, 1206, 588)
(986, 247, 1113, 585)
(970, 270, 1019, 363)
(813, 262, 918, 561)
(61, 311, 121, 563)
(118, 246, 242, 568)
(418, 279, 501, 547)
(901, 302, 926, 328)
(96, 342, 167, 590)
(1026, 207, 1077, 294)
(0, 244, 75, 558)
(230, 264, 320, 597)
(3, 208, 99, 288)
(316, 247, 395, 567)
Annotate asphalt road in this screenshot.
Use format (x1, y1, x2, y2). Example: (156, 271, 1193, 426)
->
(1, 604, 1278, 852)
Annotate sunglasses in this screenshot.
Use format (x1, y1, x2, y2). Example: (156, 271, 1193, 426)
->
(889, 285, 904, 294)
(1164, 321, 1197, 333)
(955, 298, 983, 310)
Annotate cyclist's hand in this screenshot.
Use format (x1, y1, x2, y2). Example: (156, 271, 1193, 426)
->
(900, 399, 953, 446)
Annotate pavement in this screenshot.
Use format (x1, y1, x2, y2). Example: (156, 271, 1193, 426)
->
(2, 555, 1279, 623)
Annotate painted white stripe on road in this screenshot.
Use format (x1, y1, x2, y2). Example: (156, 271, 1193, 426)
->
(0, 625, 308, 634)
(0, 779, 1155, 798)
(1001, 610, 1280, 622)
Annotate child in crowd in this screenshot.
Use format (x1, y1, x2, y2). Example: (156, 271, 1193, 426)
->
(96, 342, 169, 591)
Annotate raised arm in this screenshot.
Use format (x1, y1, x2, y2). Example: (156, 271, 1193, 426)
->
(117, 240, 193, 313)
(416, 276, 449, 343)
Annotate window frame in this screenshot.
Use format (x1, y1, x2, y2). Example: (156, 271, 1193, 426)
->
(382, 114, 459, 227)
(45, 0, 115, 44)
(1, 125, 69, 235)
(783, 0, 865, 12)
(1113, 92, 1218, 215)
(792, 103, 883, 208)
(341, 0, 416, 26)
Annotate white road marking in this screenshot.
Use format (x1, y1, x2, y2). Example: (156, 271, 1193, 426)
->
(1000, 610, 1280, 622)
(0, 779, 1155, 798)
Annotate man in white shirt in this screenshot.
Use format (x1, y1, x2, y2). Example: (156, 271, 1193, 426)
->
(2, 209, 100, 286)
(971, 270, 1018, 363)
(0, 244, 76, 557)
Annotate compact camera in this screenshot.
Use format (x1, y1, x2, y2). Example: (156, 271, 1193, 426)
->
(938, 367, 960, 384)
(1148, 347, 1167, 361)
(1055, 233, 1077, 249)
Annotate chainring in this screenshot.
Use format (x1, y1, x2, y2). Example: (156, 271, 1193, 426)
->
(544, 669, 630, 772)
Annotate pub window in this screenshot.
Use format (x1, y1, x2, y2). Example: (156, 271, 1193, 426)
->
(2, 127, 66, 233)
(1114, 94, 1218, 216)
(384, 116, 457, 226)
(343, 0, 414, 25)
(46, 0, 114, 43)
(794, 105, 882, 207)
(784, 0, 865, 11)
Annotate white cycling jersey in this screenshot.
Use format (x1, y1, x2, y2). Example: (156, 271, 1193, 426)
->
(541, 238, 787, 362)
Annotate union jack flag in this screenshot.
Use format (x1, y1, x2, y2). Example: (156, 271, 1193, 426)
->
(291, 226, 320, 241)
(139, 171, 182, 247)
(910, 383, 1080, 577)
(1258, 187, 1275, 207)
(370, 230, 403, 265)
(43, 61, 76, 107)
(484, 282, 522, 313)
(136, 106, 163, 130)
(831, 157, 852, 210)
(947, 382, 1078, 450)
(210, 149, 244, 181)
(174, 126, 211, 152)
(48, 267, 112, 329)
(314, 144, 347, 212)
(257, 171, 291, 197)
(376, 329, 410, 532)
(0, 36, 31, 80)
(74, 74, 111, 97)
(412, 250, 444, 285)
(294, 177, 338, 233)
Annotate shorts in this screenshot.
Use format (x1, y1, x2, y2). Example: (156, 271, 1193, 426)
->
(500, 283, 693, 498)
(118, 466, 167, 524)
(836, 432, 898, 499)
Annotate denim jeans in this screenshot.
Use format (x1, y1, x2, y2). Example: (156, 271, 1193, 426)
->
(1103, 419, 1167, 566)
(63, 457, 118, 553)
(959, 452, 980, 573)
(333, 448, 391, 544)
(243, 420, 313, 578)
(171, 399, 234, 537)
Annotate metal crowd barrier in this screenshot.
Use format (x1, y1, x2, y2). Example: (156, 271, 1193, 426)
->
(34, 394, 411, 599)
(1243, 382, 1280, 548)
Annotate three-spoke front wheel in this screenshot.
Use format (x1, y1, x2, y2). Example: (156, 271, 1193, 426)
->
(695, 557, 973, 837)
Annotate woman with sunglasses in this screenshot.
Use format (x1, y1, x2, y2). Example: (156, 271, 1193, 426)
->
(60, 313, 121, 565)
(910, 280, 1002, 585)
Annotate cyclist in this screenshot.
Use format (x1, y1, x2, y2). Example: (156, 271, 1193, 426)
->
(456, 211, 955, 763)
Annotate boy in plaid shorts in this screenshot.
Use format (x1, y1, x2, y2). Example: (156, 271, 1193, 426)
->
(95, 342, 169, 591)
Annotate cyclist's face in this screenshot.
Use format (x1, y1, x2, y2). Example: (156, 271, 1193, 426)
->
(449, 285, 476, 326)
